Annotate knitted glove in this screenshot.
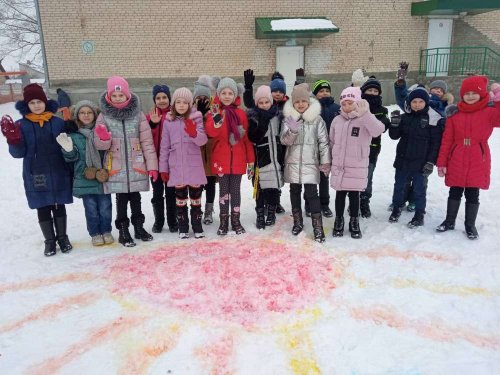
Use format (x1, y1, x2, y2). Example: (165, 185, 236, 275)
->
(1, 115, 22, 145)
(95, 124, 111, 141)
(295, 68, 305, 85)
(184, 118, 197, 138)
(243, 69, 255, 89)
(149, 170, 158, 182)
(246, 163, 254, 180)
(56, 133, 73, 152)
(319, 163, 331, 176)
(286, 116, 303, 133)
(196, 97, 210, 116)
(438, 167, 447, 177)
(490, 83, 500, 102)
(396, 61, 409, 83)
(210, 103, 223, 128)
(422, 162, 434, 177)
(161, 172, 169, 183)
(390, 110, 401, 127)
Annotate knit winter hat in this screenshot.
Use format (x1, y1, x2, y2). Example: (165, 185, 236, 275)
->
(460, 75, 488, 99)
(193, 75, 213, 100)
(73, 100, 98, 119)
(107, 76, 130, 99)
(408, 85, 430, 105)
(430, 79, 448, 94)
(270, 78, 286, 94)
(312, 79, 331, 96)
(254, 85, 273, 105)
(172, 87, 193, 104)
(291, 83, 310, 104)
(23, 83, 48, 104)
(361, 76, 382, 95)
(152, 84, 171, 101)
(339, 86, 361, 104)
(217, 77, 238, 97)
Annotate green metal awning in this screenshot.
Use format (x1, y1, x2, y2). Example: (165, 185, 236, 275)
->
(255, 17, 339, 39)
(411, 0, 500, 16)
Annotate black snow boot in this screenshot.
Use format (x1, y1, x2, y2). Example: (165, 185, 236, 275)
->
(349, 216, 362, 239)
(464, 202, 479, 240)
(332, 216, 344, 237)
(191, 206, 204, 238)
(39, 220, 57, 256)
(304, 200, 311, 217)
(217, 213, 229, 236)
(132, 216, 153, 241)
(231, 211, 246, 235)
(360, 197, 371, 218)
(321, 205, 333, 218)
(389, 207, 402, 223)
(265, 204, 277, 226)
(291, 208, 304, 235)
(54, 215, 73, 253)
(151, 200, 165, 233)
(203, 202, 214, 225)
(276, 190, 285, 214)
(117, 219, 136, 247)
(408, 210, 425, 228)
(311, 212, 325, 243)
(256, 207, 266, 230)
(176, 206, 190, 237)
(436, 198, 461, 232)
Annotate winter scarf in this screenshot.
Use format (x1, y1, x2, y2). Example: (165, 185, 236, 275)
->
(224, 104, 245, 145)
(25, 112, 54, 127)
(254, 105, 279, 120)
(362, 94, 383, 112)
(78, 124, 103, 169)
(457, 96, 490, 113)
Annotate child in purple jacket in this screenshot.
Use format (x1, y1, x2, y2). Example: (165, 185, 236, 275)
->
(159, 88, 208, 239)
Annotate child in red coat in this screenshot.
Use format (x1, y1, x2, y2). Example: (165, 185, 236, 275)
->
(436, 76, 500, 239)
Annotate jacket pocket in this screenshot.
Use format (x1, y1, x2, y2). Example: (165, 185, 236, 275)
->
(105, 139, 122, 176)
(131, 137, 147, 175)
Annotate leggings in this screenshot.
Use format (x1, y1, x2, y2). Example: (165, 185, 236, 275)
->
(37, 204, 66, 222)
(204, 176, 217, 204)
(335, 190, 360, 217)
(218, 174, 242, 214)
(449, 187, 479, 204)
(175, 185, 203, 208)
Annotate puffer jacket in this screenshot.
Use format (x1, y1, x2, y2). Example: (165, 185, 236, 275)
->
(280, 97, 331, 185)
(159, 108, 208, 187)
(329, 100, 385, 191)
(94, 93, 158, 194)
(247, 107, 285, 189)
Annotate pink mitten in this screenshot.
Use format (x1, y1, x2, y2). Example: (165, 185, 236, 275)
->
(490, 83, 500, 102)
(95, 124, 111, 141)
(437, 167, 447, 177)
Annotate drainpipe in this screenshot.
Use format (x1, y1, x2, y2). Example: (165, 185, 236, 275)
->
(34, 0, 50, 89)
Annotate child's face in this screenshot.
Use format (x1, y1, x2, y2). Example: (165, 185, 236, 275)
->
(463, 91, 480, 105)
(364, 88, 380, 96)
(155, 92, 170, 109)
(315, 88, 331, 99)
(28, 99, 46, 114)
(341, 100, 356, 113)
(293, 99, 309, 113)
(257, 97, 272, 111)
(77, 106, 95, 125)
(272, 91, 285, 102)
(219, 88, 235, 106)
(110, 91, 127, 103)
(175, 98, 190, 115)
(410, 98, 426, 111)
(430, 87, 444, 98)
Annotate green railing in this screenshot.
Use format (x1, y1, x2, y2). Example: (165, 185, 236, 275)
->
(419, 47, 500, 80)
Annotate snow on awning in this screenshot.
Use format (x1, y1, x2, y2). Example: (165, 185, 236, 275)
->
(411, 0, 500, 16)
(255, 17, 339, 39)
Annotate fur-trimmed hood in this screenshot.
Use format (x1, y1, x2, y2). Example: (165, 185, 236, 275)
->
(442, 92, 454, 105)
(15, 99, 59, 116)
(283, 97, 321, 122)
(99, 91, 140, 120)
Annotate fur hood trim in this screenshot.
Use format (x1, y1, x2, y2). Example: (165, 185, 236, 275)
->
(283, 97, 321, 122)
(99, 92, 140, 120)
(15, 99, 59, 116)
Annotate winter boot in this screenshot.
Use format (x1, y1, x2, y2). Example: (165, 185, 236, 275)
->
(191, 206, 205, 238)
(39, 220, 57, 256)
(176, 206, 190, 238)
(311, 212, 325, 243)
(276, 191, 285, 214)
(256, 207, 266, 230)
(389, 207, 402, 223)
(265, 204, 277, 226)
(304, 200, 311, 217)
(332, 216, 345, 237)
(408, 210, 425, 228)
(407, 202, 416, 212)
(349, 216, 362, 239)
(217, 213, 229, 235)
(291, 208, 304, 235)
(321, 205, 333, 218)
(132, 216, 153, 241)
(203, 202, 214, 225)
(54, 215, 73, 253)
(151, 200, 165, 233)
(166, 197, 178, 233)
(117, 219, 136, 247)
(464, 202, 479, 240)
(360, 197, 371, 218)
(231, 211, 246, 235)
(436, 198, 461, 232)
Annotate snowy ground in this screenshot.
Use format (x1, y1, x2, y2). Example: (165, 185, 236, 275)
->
(1, 101, 499, 375)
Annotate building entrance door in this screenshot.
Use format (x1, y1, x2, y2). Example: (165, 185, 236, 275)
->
(276, 46, 304, 92)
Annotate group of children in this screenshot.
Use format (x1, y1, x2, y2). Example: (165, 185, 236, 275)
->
(1, 66, 499, 255)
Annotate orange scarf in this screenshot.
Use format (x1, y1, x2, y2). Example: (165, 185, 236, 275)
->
(26, 112, 54, 127)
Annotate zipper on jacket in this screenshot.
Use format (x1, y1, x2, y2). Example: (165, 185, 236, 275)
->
(299, 126, 304, 184)
(122, 120, 131, 192)
(269, 118, 280, 186)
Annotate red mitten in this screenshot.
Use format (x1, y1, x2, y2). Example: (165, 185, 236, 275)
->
(95, 124, 111, 141)
(1, 115, 22, 145)
(184, 118, 197, 138)
(161, 172, 169, 183)
(149, 170, 158, 182)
